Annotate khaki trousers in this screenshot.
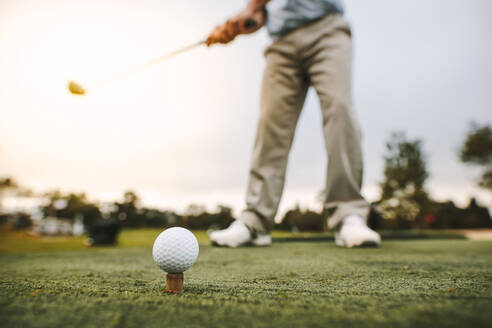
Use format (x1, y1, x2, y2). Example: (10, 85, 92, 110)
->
(240, 14, 370, 233)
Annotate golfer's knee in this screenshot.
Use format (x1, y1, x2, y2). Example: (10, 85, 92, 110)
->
(320, 96, 350, 122)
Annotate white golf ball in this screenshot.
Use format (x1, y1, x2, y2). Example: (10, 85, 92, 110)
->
(152, 227, 199, 273)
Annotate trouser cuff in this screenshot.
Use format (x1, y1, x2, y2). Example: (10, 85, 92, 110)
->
(325, 199, 370, 230)
(239, 210, 269, 234)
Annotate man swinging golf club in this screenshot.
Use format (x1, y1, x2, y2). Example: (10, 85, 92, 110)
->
(207, 0, 381, 248)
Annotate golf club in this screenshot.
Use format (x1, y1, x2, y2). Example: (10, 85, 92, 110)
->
(68, 40, 205, 96)
(68, 19, 258, 96)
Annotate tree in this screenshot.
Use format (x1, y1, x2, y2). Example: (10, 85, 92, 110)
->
(460, 123, 492, 190)
(181, 205, 234, 230)
(41, 191, 101, 226)
(0, 177, 17, 189)
(110, 191, 142, 227)
(378, 132, 430, 227)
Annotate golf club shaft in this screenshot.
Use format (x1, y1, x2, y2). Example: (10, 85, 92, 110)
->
(100, 18, 259, 86)
(98, 40, 206, 86)
(120, 18, 257, 79)
(69, 19, 259, 95)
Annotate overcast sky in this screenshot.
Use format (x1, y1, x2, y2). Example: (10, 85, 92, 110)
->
(1, 0, 491, 218)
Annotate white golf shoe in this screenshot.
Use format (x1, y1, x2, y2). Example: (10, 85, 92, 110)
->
(335, 215, 381, 248)
(209, 220, 272, 247)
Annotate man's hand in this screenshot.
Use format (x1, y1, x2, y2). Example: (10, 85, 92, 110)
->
(206, 8, 265, 46)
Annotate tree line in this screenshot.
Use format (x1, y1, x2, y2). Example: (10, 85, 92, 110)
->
(1, 123, 491, 231)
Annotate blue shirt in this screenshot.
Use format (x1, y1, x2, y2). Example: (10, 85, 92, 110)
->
(266, 0, 344, 39)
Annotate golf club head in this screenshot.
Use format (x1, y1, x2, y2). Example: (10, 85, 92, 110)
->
(68, 81, 86, 95)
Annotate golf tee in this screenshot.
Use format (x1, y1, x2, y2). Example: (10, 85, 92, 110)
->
(165, 273, 184, 293)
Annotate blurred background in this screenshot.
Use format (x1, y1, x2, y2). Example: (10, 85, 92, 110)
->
(1, 0, 491, 245)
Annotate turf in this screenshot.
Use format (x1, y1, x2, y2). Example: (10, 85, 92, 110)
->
(0, 229, 329, 254)
(1, 238, 491, 328)
(0, 228, 466, 254)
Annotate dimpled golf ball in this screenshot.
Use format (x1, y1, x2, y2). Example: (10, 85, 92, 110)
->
(152, 227, 199, 273)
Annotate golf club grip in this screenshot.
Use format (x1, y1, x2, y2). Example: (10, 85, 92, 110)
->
(244, 19, 258, 29)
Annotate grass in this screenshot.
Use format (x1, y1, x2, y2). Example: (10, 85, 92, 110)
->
(0, 230, 491, 328)
(0, 229, 322, 254)
(0, 228, 466, 254)
(0, 229, 204, 254)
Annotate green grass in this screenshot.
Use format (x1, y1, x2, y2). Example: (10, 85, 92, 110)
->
(0, 228, 466, 254)
(1, 231, 491, 328)
(0, 238, 492, 327)
(0, 229, 207, 254)
(0, 229, 326, 254)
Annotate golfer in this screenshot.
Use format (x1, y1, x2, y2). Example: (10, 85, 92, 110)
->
(207, 0, 380, 248)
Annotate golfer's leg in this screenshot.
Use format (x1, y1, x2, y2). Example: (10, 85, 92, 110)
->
(306, 17, 370, 230)
(241, 49, 308, 233)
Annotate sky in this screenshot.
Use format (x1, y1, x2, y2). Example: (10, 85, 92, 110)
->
(1, 0, 491, 219)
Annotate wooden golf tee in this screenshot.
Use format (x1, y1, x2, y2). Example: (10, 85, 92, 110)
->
(165, 273, 184, 293)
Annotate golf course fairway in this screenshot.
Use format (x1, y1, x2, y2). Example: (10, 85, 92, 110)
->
(1, 238, 491, 328)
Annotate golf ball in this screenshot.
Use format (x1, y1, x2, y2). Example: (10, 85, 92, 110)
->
(152, 227, 199, 273)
